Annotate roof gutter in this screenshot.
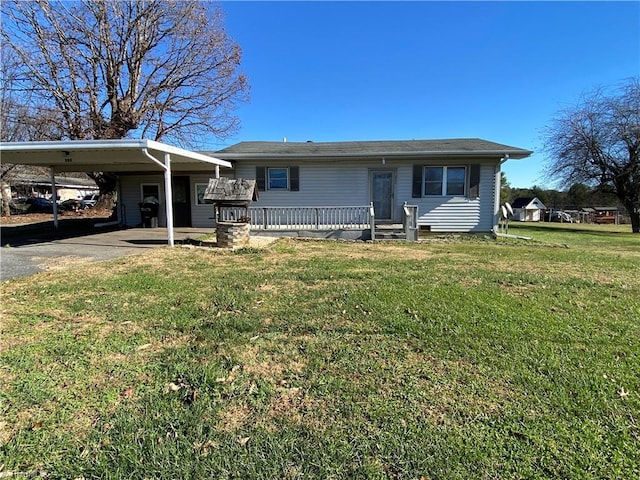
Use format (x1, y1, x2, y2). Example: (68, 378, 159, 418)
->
(0, 139, 233, 168)
(216, 150, 533, 161)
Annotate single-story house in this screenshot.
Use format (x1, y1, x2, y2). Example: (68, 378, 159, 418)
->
(206, 139, 532, 233)
(511, 197, 546, 222)
(0, 138, 532, 240)
(6, 173, 98, 201)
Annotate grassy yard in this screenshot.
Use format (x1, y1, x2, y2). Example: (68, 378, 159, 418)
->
(1, 224, 639, 479)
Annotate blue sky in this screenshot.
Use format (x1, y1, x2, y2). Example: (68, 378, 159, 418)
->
(217, 1, 639, 188)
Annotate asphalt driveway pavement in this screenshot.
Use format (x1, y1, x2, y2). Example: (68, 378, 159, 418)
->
(1, 226, 215, 281)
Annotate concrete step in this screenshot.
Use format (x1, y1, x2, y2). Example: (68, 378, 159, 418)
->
(375, 230, 406, 240)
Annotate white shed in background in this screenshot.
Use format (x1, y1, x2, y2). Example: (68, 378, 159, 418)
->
(511, 197, 547, 222)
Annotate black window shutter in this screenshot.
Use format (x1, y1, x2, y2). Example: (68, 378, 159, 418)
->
(412, 165, 423, 198)
(256, 166, 266, 191)
(468, 164, 480, 198)
(289, 166, 299, 191)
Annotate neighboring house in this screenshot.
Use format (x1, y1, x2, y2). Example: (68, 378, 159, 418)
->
(590, 206, 622, 224)
(511, 197, 546, 222)
(8, 173, 98, 201)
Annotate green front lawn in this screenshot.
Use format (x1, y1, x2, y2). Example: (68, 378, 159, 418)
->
(1, 224, 639, 479)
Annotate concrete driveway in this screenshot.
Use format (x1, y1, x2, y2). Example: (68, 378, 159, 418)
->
(1, 226, 215, 281)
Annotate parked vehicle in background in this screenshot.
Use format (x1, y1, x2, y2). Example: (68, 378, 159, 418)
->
(25, 197, 54, 213)
(80, 194, 99, 209)
(549, 211, 574, 223)
(59, 198, 82, 212)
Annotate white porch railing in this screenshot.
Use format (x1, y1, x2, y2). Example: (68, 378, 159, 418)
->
(219, 205, 373, 231)
(217, 203, 418, 241)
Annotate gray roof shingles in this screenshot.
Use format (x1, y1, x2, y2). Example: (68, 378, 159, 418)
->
(213, 138, 532, 159)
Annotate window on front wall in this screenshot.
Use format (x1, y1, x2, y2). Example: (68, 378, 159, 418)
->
(268, 167, 289, 190)
(141, 183, 160, 202)
(256, 166, 300, 191)
(424, 166, 466, 196)
(413, 164, 480, 198)
(195, 183, 209, 205)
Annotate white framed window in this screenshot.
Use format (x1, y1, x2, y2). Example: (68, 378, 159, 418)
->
(141, 183, 160, 202)
(195, 183, 209, 205)
(424, 166, 466, 196)
(256, 166, 299, 191)
(268, 167, 289, 190)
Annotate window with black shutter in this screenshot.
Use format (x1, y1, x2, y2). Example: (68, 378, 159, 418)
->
(256, 166, 299, 191)
(468, 164, 480, 198)
(290, 166, 299, 191)
(256, 166, 266, 191)
(412, 165, 423, 198)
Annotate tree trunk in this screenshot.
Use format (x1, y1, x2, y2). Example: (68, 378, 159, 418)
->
(629, 208, 640, 234)
(1, 182, 11, 217)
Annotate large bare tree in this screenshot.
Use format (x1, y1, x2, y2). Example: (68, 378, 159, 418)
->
(543, 78, 640, 233)
(1, 45, 63, 215)
(2, 0, 248, 143)
(1, 0, 249, 194)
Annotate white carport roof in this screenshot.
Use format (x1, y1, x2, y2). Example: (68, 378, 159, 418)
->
(0, 139, 232, 245)
(0, 139, 231, 172)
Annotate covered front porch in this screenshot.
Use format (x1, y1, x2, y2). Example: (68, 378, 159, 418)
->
(217, 203, 419, 241)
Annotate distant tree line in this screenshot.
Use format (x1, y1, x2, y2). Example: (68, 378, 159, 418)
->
(501, 177, 621, 211)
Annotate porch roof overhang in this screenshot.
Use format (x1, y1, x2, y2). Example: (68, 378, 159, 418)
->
(0, 139, 232, 172)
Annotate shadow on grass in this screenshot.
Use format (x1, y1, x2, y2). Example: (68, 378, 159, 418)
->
(510, 223, 635, 238)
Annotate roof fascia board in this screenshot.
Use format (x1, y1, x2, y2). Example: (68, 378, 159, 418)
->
(0, 139, 232, 168)
(217, 151, 532, 161)
(0, 139, 148, 151)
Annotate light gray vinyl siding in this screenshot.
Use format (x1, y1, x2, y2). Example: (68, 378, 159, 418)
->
(120, 174, 228, 228)
(117, 160, 498, 231)
(190, 174, 217, 227)
(236, 160, 497, 230)
(404, 163, 497, 232)
(119, 174, 166, 227)
(234, 163, 370, 207)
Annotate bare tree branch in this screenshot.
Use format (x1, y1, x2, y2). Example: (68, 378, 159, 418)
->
(543, 78, 640, 232)
(1, 0, 249, 144)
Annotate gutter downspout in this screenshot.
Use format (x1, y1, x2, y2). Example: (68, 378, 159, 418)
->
(142, 148, 174, 247)
(492, 154, 509, 234)
(50, 167, 59, 229)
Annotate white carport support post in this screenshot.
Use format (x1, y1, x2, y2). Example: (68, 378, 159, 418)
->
(50, 167, 59, 229)
(142, 148, 175, 246)
(163, 153, 175, 247)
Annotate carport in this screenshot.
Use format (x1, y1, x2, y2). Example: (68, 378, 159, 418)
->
(0, 139, 231, 246)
